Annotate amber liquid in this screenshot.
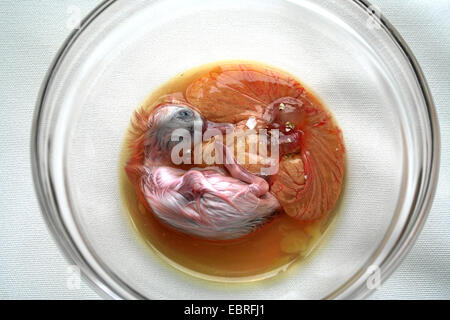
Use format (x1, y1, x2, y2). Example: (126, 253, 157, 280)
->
(119, 61, 342, 281)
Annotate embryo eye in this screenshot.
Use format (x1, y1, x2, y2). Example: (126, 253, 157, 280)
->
(177, 109, 193, 120)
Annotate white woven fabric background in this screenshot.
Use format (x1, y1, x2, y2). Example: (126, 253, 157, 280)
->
(0, 0, 448, 299)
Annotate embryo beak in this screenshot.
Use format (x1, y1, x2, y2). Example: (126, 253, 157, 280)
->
(203, 120, 233, 134)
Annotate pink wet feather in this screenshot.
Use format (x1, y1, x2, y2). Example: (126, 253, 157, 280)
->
(140, 145, 280, 240)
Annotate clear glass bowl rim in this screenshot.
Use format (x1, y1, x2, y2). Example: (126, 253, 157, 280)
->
(31, 0, 440, 299)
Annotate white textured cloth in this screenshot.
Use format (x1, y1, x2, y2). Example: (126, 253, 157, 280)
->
(0, 0, 449, 299)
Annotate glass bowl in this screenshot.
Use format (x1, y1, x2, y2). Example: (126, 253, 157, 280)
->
(31, 0, 440, 299)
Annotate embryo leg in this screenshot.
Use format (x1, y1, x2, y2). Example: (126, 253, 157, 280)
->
(218, 142, 269, 197)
